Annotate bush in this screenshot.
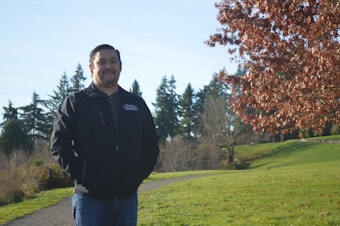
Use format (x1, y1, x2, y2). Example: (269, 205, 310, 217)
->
(330, 124, 339, 135)
(221, 160, 250, 170)
(36, 164, 72, 190)
(0, 170, 24, 205)
(0, 150, 72, 206)
(0, 164, 39, 206)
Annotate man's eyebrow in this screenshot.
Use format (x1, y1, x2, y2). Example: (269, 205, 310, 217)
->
(98, 57, 118, 61)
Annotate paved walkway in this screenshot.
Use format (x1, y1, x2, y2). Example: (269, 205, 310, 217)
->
(4, 175, 205, 226)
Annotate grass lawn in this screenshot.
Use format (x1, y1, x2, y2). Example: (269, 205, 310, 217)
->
(0, 187, 73, 225)
(138, 136, 340, 225)
(0, 135, 339, 225)
(138, 162, 340, 225)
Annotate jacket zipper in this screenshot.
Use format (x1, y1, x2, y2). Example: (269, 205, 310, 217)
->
(94, 104, 107, 126)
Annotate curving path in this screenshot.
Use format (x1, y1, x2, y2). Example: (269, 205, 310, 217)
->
(4, 175, 206, 226)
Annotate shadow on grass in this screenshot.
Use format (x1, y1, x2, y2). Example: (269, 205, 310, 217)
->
(270, 142, 314, 156)
(249, 161, 277, 169)
(248, 141, 315, 169)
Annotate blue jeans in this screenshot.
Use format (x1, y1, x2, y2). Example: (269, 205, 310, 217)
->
(72, 193, 138, 226)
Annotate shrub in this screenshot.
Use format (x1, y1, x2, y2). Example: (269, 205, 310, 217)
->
(0, 170, 24, 205)
(36, 164, 72, 190)
(0, 150, 72, 206)
(330, 124, 339, 135)
(0, 164, 39, 206)
(221, 160, 250, 170)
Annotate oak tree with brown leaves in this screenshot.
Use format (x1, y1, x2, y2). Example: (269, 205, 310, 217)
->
(207, 0, 340, 136)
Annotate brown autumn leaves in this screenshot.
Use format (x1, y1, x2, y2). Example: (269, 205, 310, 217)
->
(207, 0, 339, 135)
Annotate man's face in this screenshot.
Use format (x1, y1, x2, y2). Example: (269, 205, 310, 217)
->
(90, 49, 121, 89)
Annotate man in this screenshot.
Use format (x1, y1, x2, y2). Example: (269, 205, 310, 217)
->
(50, 44, 159, 225)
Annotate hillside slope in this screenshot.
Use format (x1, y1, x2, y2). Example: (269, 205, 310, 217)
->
(235, 135, 340, 170)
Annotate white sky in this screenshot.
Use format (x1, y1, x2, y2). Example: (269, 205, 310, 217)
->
(0, 0, 238, 121)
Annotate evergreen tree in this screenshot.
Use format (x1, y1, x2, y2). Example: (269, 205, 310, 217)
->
(47, 72, 70, 113)
(206, 72, 229, 98)
(69, 63, 86, 93)
(1, 100, 18, 127)
(44, 72, 71, 137)
(153, 75, 179, 144)
(0, 118, 33, 156)
(178, 83, 196, 139)
(19, 91, 49, 140)
(167, 75, 179, 139)
(194, 73, 229, 125)
(153, 76, 169, 144)
(130, 79, 142, 97)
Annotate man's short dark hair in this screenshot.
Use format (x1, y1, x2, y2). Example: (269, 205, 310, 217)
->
(89, 44, 121, 65)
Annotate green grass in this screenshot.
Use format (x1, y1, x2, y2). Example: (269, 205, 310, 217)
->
(145, 170, 226, 182)
(138, 137, 340, 225)
(0, 171, 221, 224)
(250, 141, 340, 170)
(139, 163, 340, 225)
(0, 187, 73, 224)
(306, 134, 340, 141)
(1, 135, 339, 225)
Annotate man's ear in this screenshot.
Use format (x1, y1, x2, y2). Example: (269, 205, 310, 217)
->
(89, 63, 93, 74)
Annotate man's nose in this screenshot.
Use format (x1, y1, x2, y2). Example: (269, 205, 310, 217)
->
(105, 62, 111, 68)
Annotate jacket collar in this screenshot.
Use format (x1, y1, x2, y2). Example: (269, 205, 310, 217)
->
(85, 82, 103, 98)
(85, 82, 131, 99)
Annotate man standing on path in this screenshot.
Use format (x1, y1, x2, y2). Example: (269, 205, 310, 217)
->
(50, 44, 160, 226)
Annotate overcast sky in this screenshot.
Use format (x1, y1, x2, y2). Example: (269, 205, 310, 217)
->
(0, 0, 238, 121)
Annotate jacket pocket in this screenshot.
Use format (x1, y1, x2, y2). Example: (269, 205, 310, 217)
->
(73, 157, 87, 185)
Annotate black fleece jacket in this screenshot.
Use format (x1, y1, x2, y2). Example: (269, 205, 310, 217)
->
(50, 83, 159, 200)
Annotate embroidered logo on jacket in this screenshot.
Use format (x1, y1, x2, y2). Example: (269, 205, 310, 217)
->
(123, 104, 139, 111)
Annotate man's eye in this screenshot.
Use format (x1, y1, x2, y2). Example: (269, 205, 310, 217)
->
(98, 61, 105, 65)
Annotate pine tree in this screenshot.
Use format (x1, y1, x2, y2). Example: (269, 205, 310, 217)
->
(167, 75, 179, 139)
(46, 72, 70, 113)
(44, 72, 71, 137)
(0, 118, 33, 156)
(178, 83, 196, 139)
(69, 63, 86, 93)
(194, 73, 229, 121)
(19, 92, 49, 140)
(154, 76, 169, 144)
(153, 75, 179, 143)
(1, 100, 18, 127)
(130, 79, 142, 97)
